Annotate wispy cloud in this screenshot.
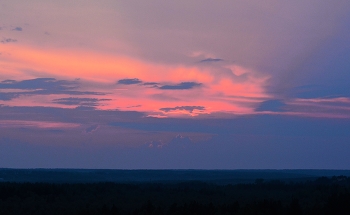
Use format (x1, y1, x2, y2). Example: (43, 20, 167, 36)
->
(253, 97, 350, 118)
(116, 78, 202, 90)
(12, 27, 22, 31)
(52, 97, 111, 107)
(1, 38, 17, 43)
(0, 120, 79, 129)
(84, 124, 100, 133)
(0, 78, 104, 99)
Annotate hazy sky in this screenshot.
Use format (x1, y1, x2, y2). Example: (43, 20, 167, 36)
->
(1, 0, 350, 169)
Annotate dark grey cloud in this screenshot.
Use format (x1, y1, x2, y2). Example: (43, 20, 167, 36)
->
(160, 106, 205, 113)
(116, 78, 202, 90)
(12, 27, 22, 31)
(0, 78, 104, 100)
(52, 97, 111, 107)
(0, 93, 18, 101)
(74, 106, 96, 111)
(117, 78, 142, 85)
(0, 78, 76, 91)
(1, 38, 17, 43)
(290, 85, 350, 99)
(110, 115, 350, 138)
(143, 82, 159, 85)
(255, 100, 286, 112)
(0, 105, 145, 124)
(199, 58, 223, 63)
(159, 82, 202, 90)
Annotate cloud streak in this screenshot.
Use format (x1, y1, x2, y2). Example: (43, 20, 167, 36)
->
(52, 97, 111, 107)
(160, 106, 206, 113)
(117, 78, 202, 90)
(159, 82, 202, 90)
(0, 78, 104, 99)
(84, 124, 100, 133)
(0, 78, 76, 91)
(199, 58, 223, 63)
(1, 38, 17, 43)
(117, 78, 142, 85)
(0, 120, 79, 129)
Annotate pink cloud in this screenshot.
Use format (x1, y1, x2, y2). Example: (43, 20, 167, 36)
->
(0, 120, 80, 129)
(0, 44, 270, 117)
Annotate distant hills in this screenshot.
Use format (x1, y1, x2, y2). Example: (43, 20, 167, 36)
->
(1, 169, 350, 184)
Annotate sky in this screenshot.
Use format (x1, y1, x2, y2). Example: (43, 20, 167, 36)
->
(1, 0, 350, 169)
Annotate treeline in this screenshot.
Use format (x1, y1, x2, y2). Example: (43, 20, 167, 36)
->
(0, 176, 350, 215)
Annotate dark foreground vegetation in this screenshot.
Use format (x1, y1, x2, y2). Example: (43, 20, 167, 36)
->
(1, 176, 350, 215)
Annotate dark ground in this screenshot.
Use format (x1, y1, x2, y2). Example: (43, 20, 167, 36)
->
(1, 169, 350, 214)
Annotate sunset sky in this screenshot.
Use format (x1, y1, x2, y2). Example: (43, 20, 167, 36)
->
(1, 0, 350, 169)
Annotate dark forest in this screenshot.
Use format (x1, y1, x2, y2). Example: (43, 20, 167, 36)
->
(1, 176, 350, 215)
